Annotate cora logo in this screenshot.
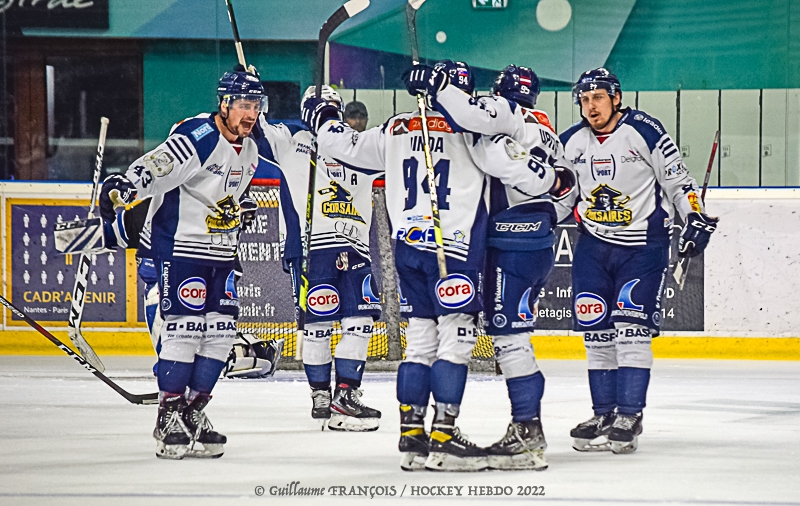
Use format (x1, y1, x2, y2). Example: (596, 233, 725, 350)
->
(307, 284, 340, 316)
(435, 274, 475, 309)
(178, 277, 207, 311)
(574, 292, 606, 326)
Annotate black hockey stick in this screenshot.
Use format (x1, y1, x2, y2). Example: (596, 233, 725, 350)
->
(298, 0, 370, 358)
(224, 0, 248, 68)
(406, 0, 448, 279)
(0, 295, 159, 405)
(673, 130, 719, 290)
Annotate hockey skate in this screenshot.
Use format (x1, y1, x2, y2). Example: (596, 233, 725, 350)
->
(182, 393, 226, 458)
(153, 395, 191, 460)
(425, 404, 488, 472)
(487, 419, 548, 471)
(608, 412, 643, 454)
(311, 388, 332, 430)
(570, 412, 615, 452)
(328, 384, 381, 432)
(398, 405, 429, 471)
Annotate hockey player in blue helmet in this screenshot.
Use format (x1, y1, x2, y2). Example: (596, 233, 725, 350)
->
(98, 65, 268, 459)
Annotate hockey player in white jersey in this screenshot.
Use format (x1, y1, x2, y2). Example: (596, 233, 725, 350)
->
(256, 86, 383, 431)
(558, 68, 718, 454)
(99, 66, 264, 459)
(407, 63, 575, 470)
(304, 60, 559, 471)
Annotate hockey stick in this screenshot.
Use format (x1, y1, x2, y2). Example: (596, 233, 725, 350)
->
(66, 117, 109, 372)
(224, 0, 247, 68)
(297, 0, 371, 360)
(406, 0, 447, 279)
(0, 295, 159, 405)
(673, 130, 719, 290)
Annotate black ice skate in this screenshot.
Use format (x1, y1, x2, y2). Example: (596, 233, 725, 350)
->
(608, 412, 643, 454)
(487, 418, 548, 471)
(570, 412, 616, 452)
(182, 393, 226, 458)
(153, 394, 191, 460)
(398, 404, 429, 472)
(425, 403, 488, 472)
(328, 384, 381, 432)
(310, 388, 331, 430)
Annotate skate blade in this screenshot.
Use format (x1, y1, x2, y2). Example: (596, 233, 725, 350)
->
(313, 418, 329, 431)
(424, 452, 489, 472)
(328, 414, 379, 432)
(611, 437, 638, 454)
(185, 443, 224, 459)
(400, 452, 428, 472)
(488, 451, 548, 471)
(572, 437, 612, 452)
(155, 442, 188, 460)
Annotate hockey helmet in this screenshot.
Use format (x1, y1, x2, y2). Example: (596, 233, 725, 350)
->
(301, 85, 344, 113)
(492, 64, 540, 109)
(218, 65, 268, 113)
(572, 68, 621, 105)
(435, 59, 475, 96)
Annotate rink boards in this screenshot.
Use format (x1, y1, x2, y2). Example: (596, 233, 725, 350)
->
(0, 182, 797, 360)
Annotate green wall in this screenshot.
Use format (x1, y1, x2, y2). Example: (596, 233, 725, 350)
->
(143, 40, 315, 148)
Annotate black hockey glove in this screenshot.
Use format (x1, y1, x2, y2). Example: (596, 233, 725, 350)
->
(548, 167, 576, 200)
(402, 64, 432, 96)
(239, 193, 258, 230)
(301, 96, 342, 135)
(678, 212, 718, 258)
(99, 174, 137, 222)
(426, 60, 451, 98)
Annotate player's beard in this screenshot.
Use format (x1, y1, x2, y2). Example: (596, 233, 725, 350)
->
(222, 114, 254, 139)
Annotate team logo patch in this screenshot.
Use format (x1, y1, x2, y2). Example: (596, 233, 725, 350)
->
(318, 181, 365, 223)
(590, 156, 616, 179)
(585, 184, 632, 227)
(617, 279, 644, 311)
(574, 292, 607, 326)
(362, 274, 380, 304)
(435, 274, 475, 309)
(518, 287, 535, 321)
(225, 270, 238, 299)
(178, 277, 207, 311)
(206, 195, 241, 233)
(144, 149, 175, 178)
(307, 284, 340, 316)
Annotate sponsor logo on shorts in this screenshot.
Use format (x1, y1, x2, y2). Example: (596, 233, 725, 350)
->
(617, 279, 644, 311)
(161, 298, 172, 311)
(574, 292, 606, 326)
(178, 277, 207, 311)
(307, 284, 340, 316)
(652, 311, 662, 326)
(361, 274, 380, 304)
(518, 287, 535, 321)
(492, 314, 507, 328)
(225, 270, 238, 299)
(435, 274, 475, 309)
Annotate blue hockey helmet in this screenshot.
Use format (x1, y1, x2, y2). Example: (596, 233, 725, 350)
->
(217, 65, 268, 113)
(436, 59, 475, 96)
(491, 64, 540, 109)
(572, 68, 621, 105)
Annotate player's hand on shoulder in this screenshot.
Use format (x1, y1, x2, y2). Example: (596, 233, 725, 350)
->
(678, 212, 718, 258)
(549, 167, 576, 200)
(99, 174, 137, 222)
(301, 96, 342, 135)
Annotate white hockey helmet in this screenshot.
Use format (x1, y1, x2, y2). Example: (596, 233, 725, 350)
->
(301, 85, 344, 113)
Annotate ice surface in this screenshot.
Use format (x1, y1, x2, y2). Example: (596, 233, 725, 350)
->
(0, 356, 798, 506)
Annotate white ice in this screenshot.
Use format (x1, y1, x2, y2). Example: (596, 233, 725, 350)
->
(0, 356, 799, 506)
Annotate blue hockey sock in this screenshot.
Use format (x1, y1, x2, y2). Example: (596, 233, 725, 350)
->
(335, 358, 365, 388)
(617, 367, 650, 415)
(396, 362, 431, 406)
(188, 355, 226, 394)
(157, 359, 193, 394)
(588, 369, 618, 415)
(507, 371, 545, 422)
(430, 360, 468, 405)
(304, 362, 332, 391)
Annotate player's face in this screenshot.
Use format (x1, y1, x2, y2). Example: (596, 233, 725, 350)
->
(346, 116, 367, 132)
(224, 98, 261, 137)
(580, 89, 620, 131)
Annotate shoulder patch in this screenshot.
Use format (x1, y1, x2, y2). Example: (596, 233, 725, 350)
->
(532, 110, 555, 133)
(626, 110, 667, 151)
(191, 123, 214, 141)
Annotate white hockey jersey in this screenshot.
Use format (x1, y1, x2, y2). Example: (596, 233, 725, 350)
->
(558, 108, 705, 247)
(131, 114, 257, 265)
(256, 116, 384, 262)
(315, 110, 555, 263)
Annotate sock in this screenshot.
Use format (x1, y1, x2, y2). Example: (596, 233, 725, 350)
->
(304, 362, 332, 391)
(430, 359, 468, 405)
(588, 369, 618, 415)
(157, 359, 193, 394)
(334, 358, 365, 388)
(187, 355, 226, 394)
(507, 371, 545, 422)
(396, 362, 431, 407)
(617, 367, 650, 415)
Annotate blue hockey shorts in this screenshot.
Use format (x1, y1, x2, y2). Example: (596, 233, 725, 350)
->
(158, 259, 239, 318)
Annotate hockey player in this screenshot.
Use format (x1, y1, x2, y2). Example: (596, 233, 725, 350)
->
(99, 66, 265, 459)
(304, 60, 559, 471)
(256, 85, 383, 431)
(417, 63, 575, 470)
(558, 68, 718, 453)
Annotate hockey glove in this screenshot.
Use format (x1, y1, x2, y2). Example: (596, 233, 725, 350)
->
(301, 96, 342, 135)
(402, 64, 432, 96)
(549, 167, 576, 200)
(678, 212, 718, 258)
(239, 193, 258, 230)
(99, 174, 137, 222)
(426, 61, 452, 98)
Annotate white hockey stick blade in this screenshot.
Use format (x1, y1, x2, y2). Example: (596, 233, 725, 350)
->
(344, 0, 370, 17)
(408, 0, 426, 10)
(68, 328, 106, 373)
(53, 218, 108, 254)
